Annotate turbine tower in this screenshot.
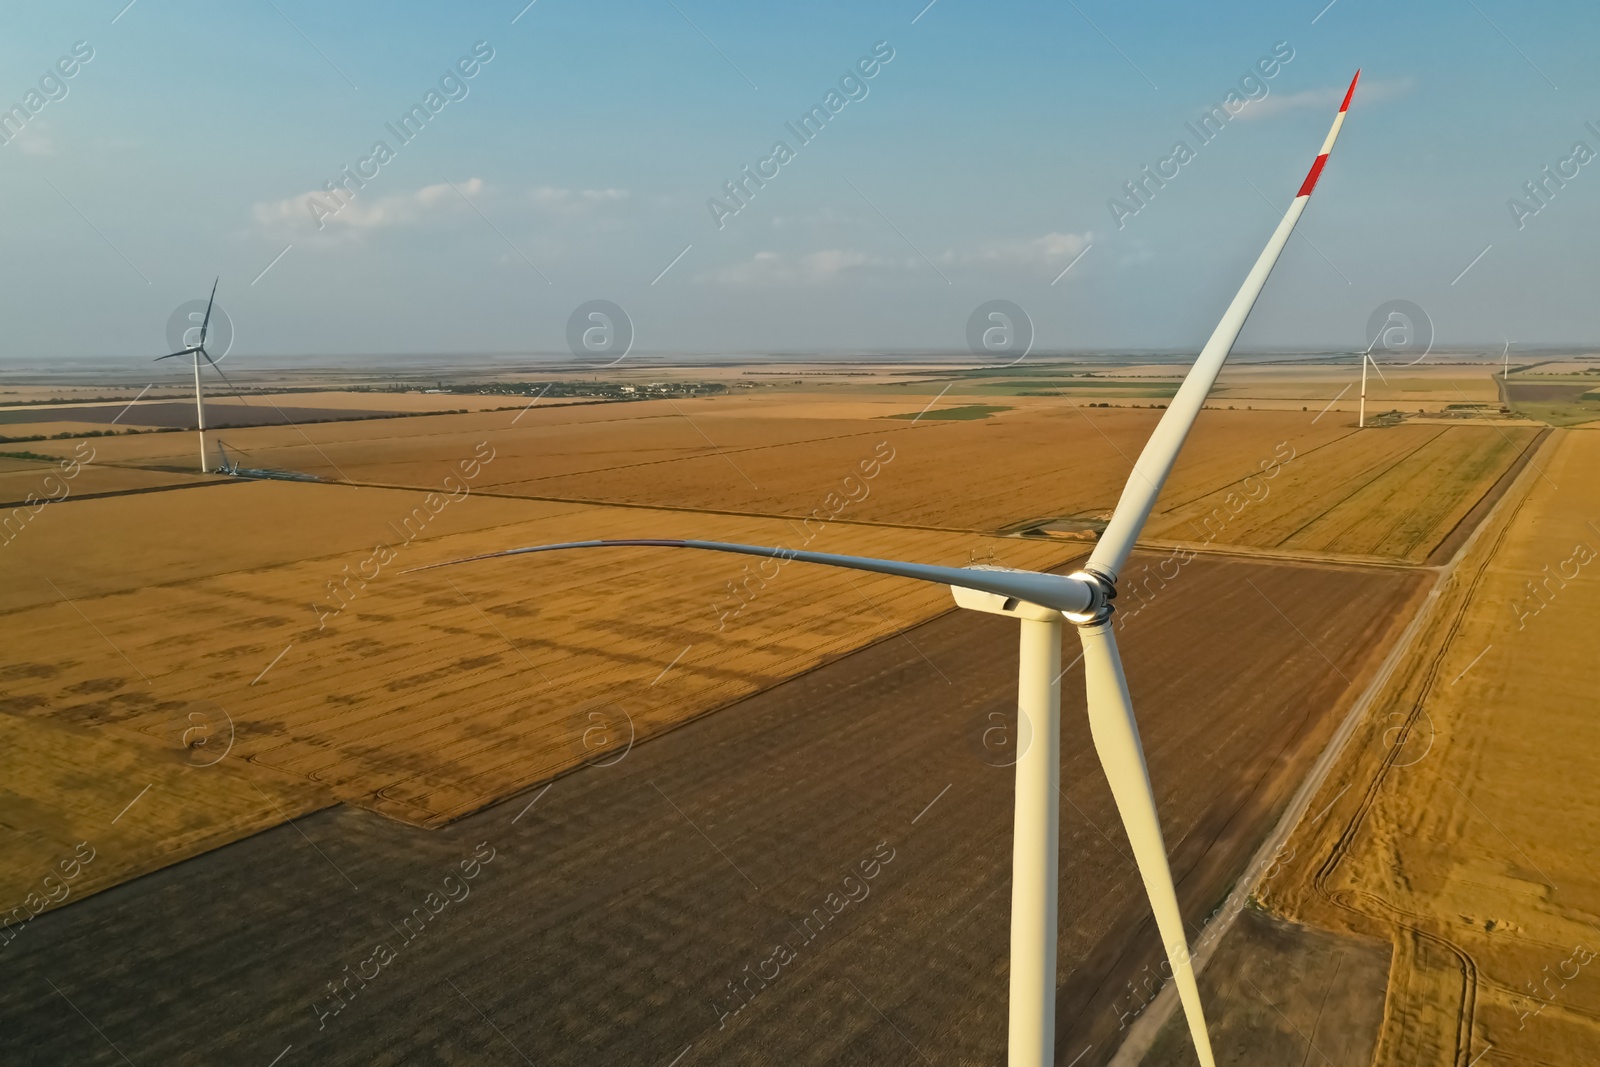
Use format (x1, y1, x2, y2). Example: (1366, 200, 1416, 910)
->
(415, 71, 1361, 1067)
(1358, 349, 1385, 428)
(156, 278, 221, 472)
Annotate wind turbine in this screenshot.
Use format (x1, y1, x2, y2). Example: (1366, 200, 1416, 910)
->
(414, 71, 1361, 1067)
(156, 277, 221, 472)
(1358, 346, 1387, 428)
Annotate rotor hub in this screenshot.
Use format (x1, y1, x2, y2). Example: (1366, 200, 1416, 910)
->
(1062, 567, 1116, 627)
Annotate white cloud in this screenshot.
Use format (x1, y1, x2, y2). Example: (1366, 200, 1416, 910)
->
(251, 179, 630, 241)
(700, 231, 1094, 285)
(699, 248, 906, 285)
(252, 178, 484, 239)
(956, 231, 1092, 266)
(528, 186, 629, 213)
(1235, 77, 1412, 122)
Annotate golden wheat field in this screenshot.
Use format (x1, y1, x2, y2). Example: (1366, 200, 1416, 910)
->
(1210, 363, 1505, 407)
(0, 375, 1543, 917)
(1146, 423, 1543, 562)
(0, 467, 1078, 901)
(1260, 427, 1600, 1065)
(0, 454, 224, 507)
(19, 391, 1535, 558)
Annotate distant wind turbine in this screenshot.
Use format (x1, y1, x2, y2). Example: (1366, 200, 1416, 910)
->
(414, 71, 1361, 1067)
(156, 277, 222, 471)
(1358, 347, 1387, 428)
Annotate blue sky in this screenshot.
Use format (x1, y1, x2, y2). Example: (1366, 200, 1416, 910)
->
(2, 0, 1597, 359)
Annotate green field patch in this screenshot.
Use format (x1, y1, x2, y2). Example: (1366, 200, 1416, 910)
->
(1510, 402, 1600, 427)
(969, 379, 1181, 397)
(1504, 381, 1600, 426)
(994, 379, 1176, 389)
(883, 404, 1012, 421)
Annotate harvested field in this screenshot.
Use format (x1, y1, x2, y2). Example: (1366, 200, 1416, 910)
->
(231, 391, 521, 413)
(1145, 424, 1542, 563)
(0, 553, 1425, 1065)
(9, 399, 1364, 536)
(0, 400, 416, 430)
(0, 374, 1544, 1064)
(0, 393, 1519, 908)
(0, 474, 1074, 857)
(0, 460, 227, 512)
(0, 712, 326, 917)
(10, 394, 1531, 557)
(1263, 428, 1600, 1065)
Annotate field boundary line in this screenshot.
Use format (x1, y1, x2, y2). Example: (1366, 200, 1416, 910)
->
(251, 476, 1006, 538)
(1107, 428, 1559, 1065)
(0, 475, 243, 510)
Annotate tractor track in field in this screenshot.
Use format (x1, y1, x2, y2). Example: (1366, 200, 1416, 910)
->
(1304, 469, 1532, 1066)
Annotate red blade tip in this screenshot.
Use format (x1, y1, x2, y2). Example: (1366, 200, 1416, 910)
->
(1340, 69, 1361, 112)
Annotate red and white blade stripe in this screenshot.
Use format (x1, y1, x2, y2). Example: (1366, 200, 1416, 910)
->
(1087, 69, 1362, 581)
(1297, 69, 1360, 198)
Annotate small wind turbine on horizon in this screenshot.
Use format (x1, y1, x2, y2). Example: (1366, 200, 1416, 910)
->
(156, 277, 222, 472)
(413, 71, 1362, 1067)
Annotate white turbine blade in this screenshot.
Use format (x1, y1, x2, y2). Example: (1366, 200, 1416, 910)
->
(1366, 351, 1388, 384)
(200, 277, 218, 345)
(1077, 621, 1216, 1067)
(1087, 70, 1361, 581)
(407, 538, 1098, 614)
